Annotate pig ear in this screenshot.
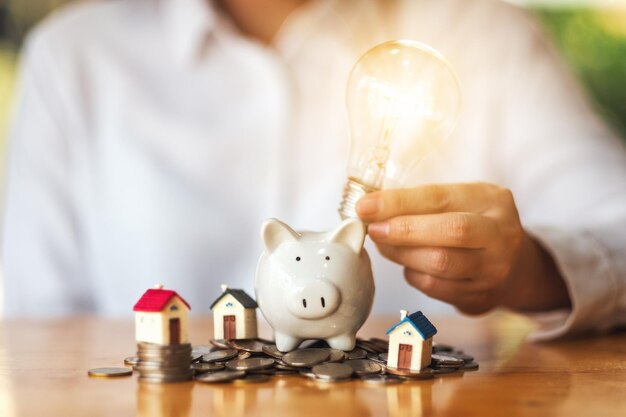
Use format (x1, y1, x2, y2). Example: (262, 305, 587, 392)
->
(261, 218, 300, 254)
(328, 219, 366, 254)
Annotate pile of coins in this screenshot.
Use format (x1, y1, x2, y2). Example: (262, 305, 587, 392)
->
(121, 338, 477, 385)
(134, 342, 194, 383)
(108, 338, 477, 385)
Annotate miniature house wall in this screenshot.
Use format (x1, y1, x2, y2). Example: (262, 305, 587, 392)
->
(212, 292, 257, 340)
(134, 292, 190, 345)
(387, 320, 433, 370)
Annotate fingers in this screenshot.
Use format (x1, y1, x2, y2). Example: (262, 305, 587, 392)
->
(359, 182, 523, 316)
(357, 183, 501, 222)
(368, 212, 499, 249)
(404, 269, 496, 315)
(377, 244, 484, 279)
(404, 269, 473, 299)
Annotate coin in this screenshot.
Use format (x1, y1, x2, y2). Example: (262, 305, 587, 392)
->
(461, 361, 479, 371)
(136, 354, 189, 360)
(449, 352, 474, 362)
(136, 362, 191, 370)
(378, 352, 388, 362)
(124, 356, 139, 367)
(431, 354, 464, 367)
(326, 348, 347, 363)
(275, 361, 301, 371)
(210, 339, 231, 349)
(262, 344, 284, 360)
(135, 342, 193, 383)
(312, 363, 354, 381)
(138, 351, 192, 358)
(225, 358, 275, 371)
(137, 342, 192, 351)
(88, 367, 133, 377)
(432, 363, 463, 369)
(195, 370, 246, 383)
(384, 366, 435, 380)
(282, 348, 330, 367)
(347, 348, 368, 360)
(344, 359, 382, 376)
(135, 362, 192, 370)
(137, 352, 192, 358)
(361, 374, 403, 385)
(366, 353, 386, 365)
(192, 362, 225, 373)
(134, 368, 193, 377)
(236, 351, 252, 360)
(227, 339, 267, 353)
(202, 349, 238, 363)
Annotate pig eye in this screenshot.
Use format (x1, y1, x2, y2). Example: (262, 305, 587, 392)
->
(296, 257, 301, 262)
(325, 256, 330, 261)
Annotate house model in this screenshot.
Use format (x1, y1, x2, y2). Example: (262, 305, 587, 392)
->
(386, 310, 437, 371)
(210, 284, 258, 340)
(133, 284, 191, 345)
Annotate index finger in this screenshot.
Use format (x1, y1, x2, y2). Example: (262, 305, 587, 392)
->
(356, 183, 496, 222)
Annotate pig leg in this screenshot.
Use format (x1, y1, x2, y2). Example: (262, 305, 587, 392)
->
(326, 334, 356, 351)
(275, 332, 301, 352)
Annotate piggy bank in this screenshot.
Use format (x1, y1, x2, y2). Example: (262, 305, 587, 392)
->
(255, 218, 375, 352)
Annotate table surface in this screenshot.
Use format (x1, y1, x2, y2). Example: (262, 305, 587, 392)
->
(1, 313, 625, 417)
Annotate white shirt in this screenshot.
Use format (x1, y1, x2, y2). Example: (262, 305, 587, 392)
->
(3, 0, 626, 339)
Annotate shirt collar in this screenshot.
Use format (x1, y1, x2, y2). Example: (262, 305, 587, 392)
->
(162, 0, 218, 65)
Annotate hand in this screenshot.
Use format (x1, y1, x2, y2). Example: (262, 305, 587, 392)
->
(356, 183, 570, 315)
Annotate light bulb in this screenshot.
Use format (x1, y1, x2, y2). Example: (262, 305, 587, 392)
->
(338, 40, 462, 220)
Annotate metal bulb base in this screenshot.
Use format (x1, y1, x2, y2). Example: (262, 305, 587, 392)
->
(338, 178, 379, 220)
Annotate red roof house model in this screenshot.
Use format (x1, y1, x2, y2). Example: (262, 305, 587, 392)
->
(133, 288, 191, 312)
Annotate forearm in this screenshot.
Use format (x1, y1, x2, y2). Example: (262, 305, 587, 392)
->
(500, 232, 571, 312)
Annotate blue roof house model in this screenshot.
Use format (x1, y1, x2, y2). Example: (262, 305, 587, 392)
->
(386, 310, 437, 371)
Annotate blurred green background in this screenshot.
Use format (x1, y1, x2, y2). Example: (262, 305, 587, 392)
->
(537, 6, 626, 139)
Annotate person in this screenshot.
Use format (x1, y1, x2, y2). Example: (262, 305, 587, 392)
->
(3, 0, 626, 340)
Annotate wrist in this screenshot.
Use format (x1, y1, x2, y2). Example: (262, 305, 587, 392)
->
(499, 232, 571, 312)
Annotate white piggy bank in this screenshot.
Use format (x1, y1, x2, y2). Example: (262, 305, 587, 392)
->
(255, 218, 375, 352)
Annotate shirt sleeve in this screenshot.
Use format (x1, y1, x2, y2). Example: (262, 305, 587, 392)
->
(494, 10, 626, 339)
(2, 28, 92, 316)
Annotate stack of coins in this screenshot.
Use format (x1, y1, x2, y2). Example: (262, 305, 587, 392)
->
(135, 342, 194, 383)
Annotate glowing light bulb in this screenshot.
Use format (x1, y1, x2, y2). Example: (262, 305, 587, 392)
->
(338, 40, 462, 220)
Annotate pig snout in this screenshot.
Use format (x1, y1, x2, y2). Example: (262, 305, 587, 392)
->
(286, 280, 340, 319)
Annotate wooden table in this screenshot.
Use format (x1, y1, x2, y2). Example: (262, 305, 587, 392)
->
(1, 313, 625, 417)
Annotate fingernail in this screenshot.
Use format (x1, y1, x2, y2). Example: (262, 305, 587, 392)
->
(368, 222, 389, 238)
(356, 196, 380, 216)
